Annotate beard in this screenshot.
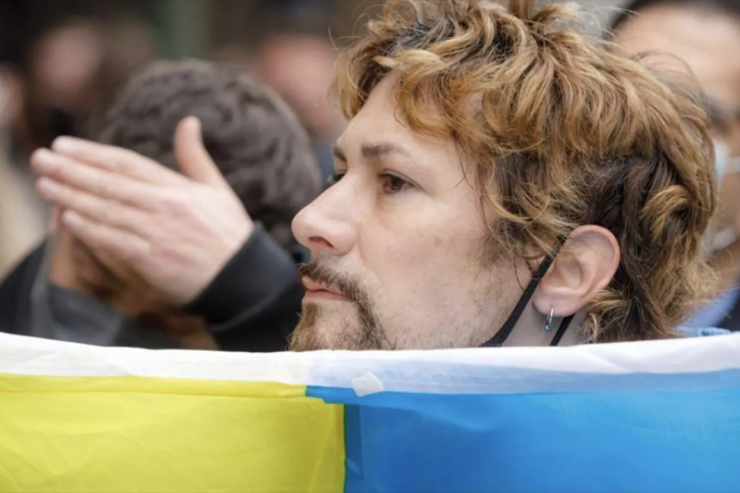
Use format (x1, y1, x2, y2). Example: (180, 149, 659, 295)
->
(289, 262, 394, 351)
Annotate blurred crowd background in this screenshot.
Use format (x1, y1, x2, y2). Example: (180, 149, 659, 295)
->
(0, 0, 636, 279)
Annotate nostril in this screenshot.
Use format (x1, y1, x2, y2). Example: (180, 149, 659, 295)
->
(310, 236, 333, 249)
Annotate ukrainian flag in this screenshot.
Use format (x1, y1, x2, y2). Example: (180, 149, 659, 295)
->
(0, 332, 739, 493)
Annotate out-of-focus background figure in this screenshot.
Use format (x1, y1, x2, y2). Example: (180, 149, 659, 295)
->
(610, 0, 740, 330)
(0, 1, 159, 278)
(252, 31, 344, 179)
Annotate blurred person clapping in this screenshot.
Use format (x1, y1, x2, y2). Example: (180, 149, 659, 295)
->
(1, 60, 321, 351)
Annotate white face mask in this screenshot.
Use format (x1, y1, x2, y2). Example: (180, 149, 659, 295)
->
(707, 141, 740, 254)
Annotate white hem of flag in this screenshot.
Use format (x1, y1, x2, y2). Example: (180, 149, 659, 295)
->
(1, 331, 739, 395)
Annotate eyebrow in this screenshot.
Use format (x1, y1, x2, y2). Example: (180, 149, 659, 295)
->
(361, 142, 412, 160)
(332, 142, 412, 161)
(334, 139, 438, 186)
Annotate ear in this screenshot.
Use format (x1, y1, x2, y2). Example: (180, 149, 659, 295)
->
(532, 225, 620, 318)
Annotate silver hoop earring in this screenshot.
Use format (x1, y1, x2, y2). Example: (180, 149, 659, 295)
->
(544, 306, 554, 332)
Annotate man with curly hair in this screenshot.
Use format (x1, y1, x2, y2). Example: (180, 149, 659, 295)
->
(30, 0, 718, 350)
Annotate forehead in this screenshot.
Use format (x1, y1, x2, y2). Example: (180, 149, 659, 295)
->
(613, 6, 740, 104)
(337, 75, 462, 165)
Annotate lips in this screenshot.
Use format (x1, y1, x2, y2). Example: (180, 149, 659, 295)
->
(301, 277, 350, 301)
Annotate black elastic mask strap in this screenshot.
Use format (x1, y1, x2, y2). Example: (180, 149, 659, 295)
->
(479, 253, 557, 348)
(549, 314, 574, 347)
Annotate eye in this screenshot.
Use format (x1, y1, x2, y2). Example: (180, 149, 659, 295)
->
(326, 173, 345, 187)
(380, 173, 412, 194)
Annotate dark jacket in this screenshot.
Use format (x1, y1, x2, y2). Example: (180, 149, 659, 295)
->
(0, 224, 306, 352)
(184, 224, 308, 351)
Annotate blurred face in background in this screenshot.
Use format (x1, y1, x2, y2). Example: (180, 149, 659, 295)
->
(29, 22, 103, 115)
(612, 6, 740, 242)
(253, 34, 342, 140)
(25, 18, 155, 148)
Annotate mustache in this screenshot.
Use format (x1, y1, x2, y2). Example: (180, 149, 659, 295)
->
(297, 262, 368, 305)
(296, 261, 389, 350)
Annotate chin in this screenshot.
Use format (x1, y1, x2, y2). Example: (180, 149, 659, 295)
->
(290, 303, 380, 351)
(289, 307, 341, 351)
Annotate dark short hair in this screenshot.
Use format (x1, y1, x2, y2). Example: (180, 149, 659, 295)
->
(81, 59, 322, 248)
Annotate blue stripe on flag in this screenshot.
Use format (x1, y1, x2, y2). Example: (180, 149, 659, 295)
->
(308, 369, 740, 493)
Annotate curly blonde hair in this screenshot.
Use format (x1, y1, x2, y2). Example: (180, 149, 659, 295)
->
(332, 0, 717, 342)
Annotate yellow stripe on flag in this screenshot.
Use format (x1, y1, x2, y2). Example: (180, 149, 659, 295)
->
(0, 373, 345, 493)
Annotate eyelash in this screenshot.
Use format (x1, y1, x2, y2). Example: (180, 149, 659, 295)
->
(327, 173, 413, 194)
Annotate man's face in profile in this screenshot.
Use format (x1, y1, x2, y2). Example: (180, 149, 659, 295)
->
(290, 76, 524, 351)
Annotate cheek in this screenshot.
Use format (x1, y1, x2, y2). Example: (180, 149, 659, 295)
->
(363, 212, 488, 309)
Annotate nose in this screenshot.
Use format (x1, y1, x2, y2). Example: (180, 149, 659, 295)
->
(292, 177, 359, 257)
